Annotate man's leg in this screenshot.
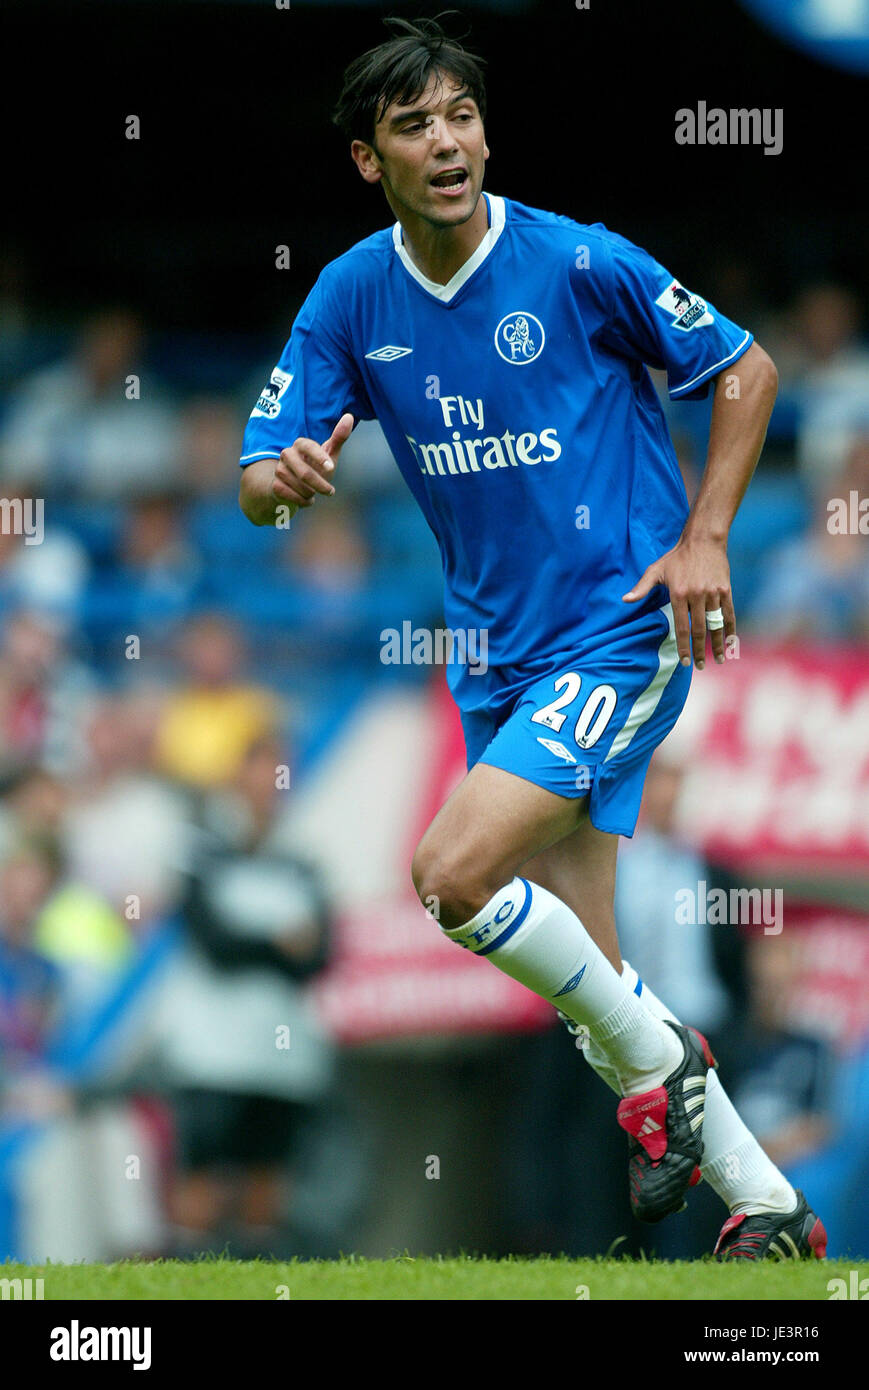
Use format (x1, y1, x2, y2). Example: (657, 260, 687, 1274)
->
(524, 815, 798, 1218)
(412, 762, 683, 1095)
(520, 800, 622, 971)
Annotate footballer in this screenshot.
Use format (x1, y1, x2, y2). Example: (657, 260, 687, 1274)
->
(238, 16, 825, 1260)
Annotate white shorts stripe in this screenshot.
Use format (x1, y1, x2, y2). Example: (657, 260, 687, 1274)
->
(603, 604, 681, 764)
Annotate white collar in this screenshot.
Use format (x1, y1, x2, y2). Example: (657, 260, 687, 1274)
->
(392, 193, 506, 302)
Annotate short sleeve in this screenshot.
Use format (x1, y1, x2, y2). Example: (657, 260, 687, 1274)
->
(239, 273, 374, 467)
(598, 230, 754, 401)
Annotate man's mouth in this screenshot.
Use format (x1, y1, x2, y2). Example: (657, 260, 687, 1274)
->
(430, 167, 469, 195)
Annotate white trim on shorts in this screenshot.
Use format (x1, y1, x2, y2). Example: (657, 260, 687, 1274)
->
(603, 604, 681, 763)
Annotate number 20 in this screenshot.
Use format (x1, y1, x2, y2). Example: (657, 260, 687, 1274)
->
(530, 674, 617, 750)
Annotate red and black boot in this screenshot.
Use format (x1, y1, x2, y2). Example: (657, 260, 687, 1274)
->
(616, 1020, 717, 1223)
(715, 1192, 827, 1260)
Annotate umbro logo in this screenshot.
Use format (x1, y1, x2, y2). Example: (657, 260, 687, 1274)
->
(553, 964, 587, 997)
(365, 345, 413, 361)
(536, 737, 576, 764)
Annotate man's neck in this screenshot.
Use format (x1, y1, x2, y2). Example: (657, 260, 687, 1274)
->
(395, 193, 490, 286)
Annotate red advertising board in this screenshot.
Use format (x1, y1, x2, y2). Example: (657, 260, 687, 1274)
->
(778, 905, 869, 1047)
(676, 644, 869, 874)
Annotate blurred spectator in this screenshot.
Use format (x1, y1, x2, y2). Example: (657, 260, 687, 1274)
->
(0, 763, 67, 863)
(0, 763, 67, 832)
(0, 836, 167, 1256)
(0, 310, 182, 499)
(116, 491, 202, 606)
(161, 735, 334, 1257)
(284, 500, 372, 601)
(0, 845, 61, 1080)
(154, 613, 281, 791)
(0, 610, 95, 778)
(63, 691, 192, 922)
(774, 283, 869, 494)
(0, 491, 90, 621)
(615, 750, 729, 1036)
(730, 934, 836, 1169)
(0, 839, 128, 1030)
(182, 398, 247, 498)
(747, 438, 869, 641)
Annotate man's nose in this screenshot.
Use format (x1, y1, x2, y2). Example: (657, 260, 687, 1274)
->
(427, 116, 458, 150)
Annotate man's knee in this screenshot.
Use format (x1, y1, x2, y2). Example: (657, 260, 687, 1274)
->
(411, 835, 495, 930)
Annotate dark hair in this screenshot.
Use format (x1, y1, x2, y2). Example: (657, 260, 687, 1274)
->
(333, 14, 487, 147)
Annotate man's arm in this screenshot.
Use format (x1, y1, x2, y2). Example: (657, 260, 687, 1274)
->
(682, 341, 779, 547)
(238, 456, 285, 527)
(624, 340, 779, 668)
(238, 412, 355, 526)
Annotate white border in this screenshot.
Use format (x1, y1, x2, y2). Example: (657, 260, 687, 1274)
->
(392, 193, 506, 303)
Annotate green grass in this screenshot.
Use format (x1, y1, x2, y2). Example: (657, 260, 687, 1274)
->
(2, 1254, 866, 1300)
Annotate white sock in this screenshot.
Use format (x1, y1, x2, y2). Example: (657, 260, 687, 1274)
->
(584, 960, 798, 1216)
(441, 878, 682, 1094)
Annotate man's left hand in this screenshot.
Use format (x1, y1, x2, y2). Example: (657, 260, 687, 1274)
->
(623, 536, 735, 668)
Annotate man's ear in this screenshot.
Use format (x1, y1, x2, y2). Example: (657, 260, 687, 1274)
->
(350, 139, 384, 185)
(483, 142, 490, 162)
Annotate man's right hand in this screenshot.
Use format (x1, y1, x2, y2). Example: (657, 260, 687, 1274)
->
(273, 412, 355, 510)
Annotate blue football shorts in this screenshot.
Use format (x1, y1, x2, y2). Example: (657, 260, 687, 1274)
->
(461, 603, 692, 837)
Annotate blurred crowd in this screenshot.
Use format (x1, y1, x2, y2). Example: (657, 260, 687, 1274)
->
(0, 271, 867, 1260)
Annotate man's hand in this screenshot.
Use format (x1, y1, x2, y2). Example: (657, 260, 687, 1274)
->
(622, 343, 777, 670)
(239, 413, 354, 526)
(273, 412, 355, 511)
(623, 536, 735, 669)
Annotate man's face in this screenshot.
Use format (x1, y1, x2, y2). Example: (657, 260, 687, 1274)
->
(353, 71, 489, 227)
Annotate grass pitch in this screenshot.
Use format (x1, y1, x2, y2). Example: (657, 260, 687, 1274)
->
(3, 1254, 866, 1300)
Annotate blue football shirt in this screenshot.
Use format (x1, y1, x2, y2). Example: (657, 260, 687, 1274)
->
(240, 193, 753, 719)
